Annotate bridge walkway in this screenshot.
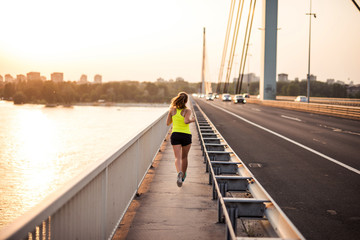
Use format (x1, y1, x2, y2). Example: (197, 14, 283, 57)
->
(112, 122, 227, 239)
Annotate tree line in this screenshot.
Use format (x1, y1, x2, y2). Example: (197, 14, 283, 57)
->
(0, 80, 200, 105)
(0, 79, 357, 105)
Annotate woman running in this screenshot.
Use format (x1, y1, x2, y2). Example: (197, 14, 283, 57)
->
(166, 92, 195, 187)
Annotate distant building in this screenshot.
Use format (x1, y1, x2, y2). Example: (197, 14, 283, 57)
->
(5, 74, 14, 83)
(51, 72, 64, 83)
(27, 72, 41, 81)
(94, 74, 102, 84)
(336, 80, 345, 85)
(16, 74, 26, 83)
(278, 73, 289, 82)
(0, 75, 3, 83)
(41, 76, 47, 81)
(79, 74, 88, 84)
(176, 77, 185, 82)
(302, 74, 317, 82)
(326, 78, 335, 84)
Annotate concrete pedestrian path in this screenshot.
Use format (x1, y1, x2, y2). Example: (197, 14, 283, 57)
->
(112, 123, 225, 240)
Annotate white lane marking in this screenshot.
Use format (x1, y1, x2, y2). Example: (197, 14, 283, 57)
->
(319, 124, 360, 136)
(252, 108, 261, 112)
(211, 104, 360, 175)
(313, 138, 327, 145)
(281, 115, 302, 122)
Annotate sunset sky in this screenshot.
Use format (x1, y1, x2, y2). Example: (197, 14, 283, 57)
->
(1, 0, 359, 84)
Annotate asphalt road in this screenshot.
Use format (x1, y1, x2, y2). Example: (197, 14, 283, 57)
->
(194, 98, 360, 240)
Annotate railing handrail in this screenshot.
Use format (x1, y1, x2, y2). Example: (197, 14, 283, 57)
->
(0, 110, 170, 240)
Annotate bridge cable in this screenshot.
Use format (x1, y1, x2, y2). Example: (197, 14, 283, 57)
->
(352, 0, 360, 11)
(223, 0, 245, 93)
(216, 0, 236, 94)
(236, 0, 257, 94)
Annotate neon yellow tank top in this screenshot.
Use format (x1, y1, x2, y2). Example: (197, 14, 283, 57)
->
(172, 108, 191, 134)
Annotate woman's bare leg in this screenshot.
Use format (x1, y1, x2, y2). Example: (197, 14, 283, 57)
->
(172, 144, 182, 173)
(181, 144, 191, 174)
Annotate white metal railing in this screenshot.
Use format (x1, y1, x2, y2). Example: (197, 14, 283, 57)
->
(0, 111, 170, 240)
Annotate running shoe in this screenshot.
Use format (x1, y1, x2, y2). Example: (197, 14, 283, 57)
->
(182, 172, 187, 182)
(177, 172, 183, 187)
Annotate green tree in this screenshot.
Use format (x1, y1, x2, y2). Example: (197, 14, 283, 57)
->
(332, 84, 347, 98)
(287, 82, 300, 96)
(3, 83, 15, 100)
(42, 81, 58, 104)
(13, 91, 27, 104)
(60, 83, 76, 104)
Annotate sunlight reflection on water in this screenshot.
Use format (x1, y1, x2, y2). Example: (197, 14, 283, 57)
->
(0, 101, 167, 229)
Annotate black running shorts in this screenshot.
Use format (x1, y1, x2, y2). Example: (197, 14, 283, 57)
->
(171, 132, 192, 146)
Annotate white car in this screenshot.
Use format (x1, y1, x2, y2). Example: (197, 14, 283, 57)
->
(294, 96, 308, 102)
(222, 93, 231, 101)
(233, 95, 246, 104)
(206, 93, 215, 101)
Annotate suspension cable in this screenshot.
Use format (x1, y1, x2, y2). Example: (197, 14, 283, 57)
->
(223, 0, 245, 94)
(236, 0, 257, 94)
(216, 0, 236, 94)
(352, 0, 360, 11)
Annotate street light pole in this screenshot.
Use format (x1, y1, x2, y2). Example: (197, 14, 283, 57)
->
(306, 0, 316, 103)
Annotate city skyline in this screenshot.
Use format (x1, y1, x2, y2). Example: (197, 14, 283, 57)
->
(0, 0, 359, 84)
(0, 72, 102, 83)
(0, 70, 354, 87)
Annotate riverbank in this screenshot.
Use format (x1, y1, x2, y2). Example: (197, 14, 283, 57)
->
(1, 100, 169, 108)
(76, 102, 169, 108)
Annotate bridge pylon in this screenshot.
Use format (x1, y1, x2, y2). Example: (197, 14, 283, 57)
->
(260, 0, 278, 100)
(201, 27, 213, 96)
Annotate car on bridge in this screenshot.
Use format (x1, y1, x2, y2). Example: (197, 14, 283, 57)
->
(206, 93, 215, 101)
(233, 95, 246, 104)
(294, 96, 308, 102)
(222, 93, 232, 101)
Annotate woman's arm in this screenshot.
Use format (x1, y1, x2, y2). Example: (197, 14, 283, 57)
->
(166, 108, 174, 126)
(184, 109, 195, 124)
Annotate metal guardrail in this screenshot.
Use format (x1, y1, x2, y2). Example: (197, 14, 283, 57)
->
(0, 111, 170, 240)
(190, 99, 305, 240)
(276, 96, 360, 107)
(246, 98, 360, 120)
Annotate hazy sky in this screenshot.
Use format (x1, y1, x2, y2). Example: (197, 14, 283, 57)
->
(1, 0, 359, 84)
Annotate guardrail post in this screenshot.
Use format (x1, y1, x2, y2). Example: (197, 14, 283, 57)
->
(212, 180, 217, 200)
(227, 207, 237, 240)
(218, 199, 224, 223)
(220, 182, 226, 197)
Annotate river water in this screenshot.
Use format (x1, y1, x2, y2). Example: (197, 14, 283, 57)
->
(0, 101, 168, 230)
